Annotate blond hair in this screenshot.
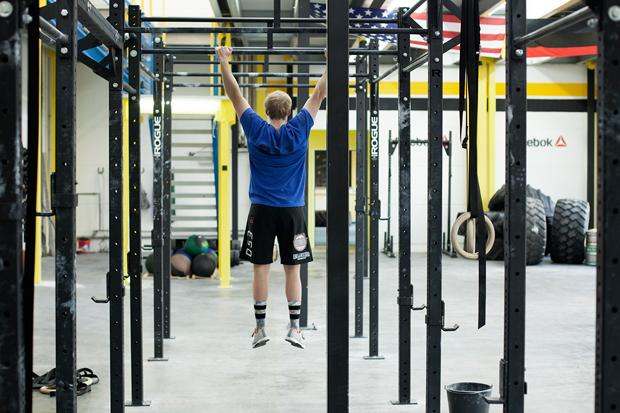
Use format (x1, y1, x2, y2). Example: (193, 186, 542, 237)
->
(264, 91, 292, 120)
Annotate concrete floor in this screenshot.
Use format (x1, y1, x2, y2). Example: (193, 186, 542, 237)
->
(32, 251, 595, 413)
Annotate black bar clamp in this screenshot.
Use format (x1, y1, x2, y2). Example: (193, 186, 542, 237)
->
(397, 284, 426, 311)
(91, 271, 111, 303)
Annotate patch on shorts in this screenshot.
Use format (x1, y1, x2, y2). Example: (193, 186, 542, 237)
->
(293, 252, 311, 261)
(293, 233, 308, 252)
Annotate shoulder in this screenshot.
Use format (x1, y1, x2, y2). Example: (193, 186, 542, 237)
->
(240, 108, 268, 131)
(289, 108, 314, 129)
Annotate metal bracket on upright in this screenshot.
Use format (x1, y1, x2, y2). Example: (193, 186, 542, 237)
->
(425, 301, 459, 332)
(397, 284, 427, 312)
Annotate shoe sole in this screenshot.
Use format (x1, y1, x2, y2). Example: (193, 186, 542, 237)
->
(252, 337, 269, 349)
(285, 338, 305, 349)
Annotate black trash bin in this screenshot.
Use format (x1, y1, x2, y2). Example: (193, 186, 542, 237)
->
(445, 383, 493, 413)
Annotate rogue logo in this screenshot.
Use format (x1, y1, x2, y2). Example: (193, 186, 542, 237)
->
(526, 136, 568, 148)
(370, 115, 379, 160)
(153, 116, 162, 158)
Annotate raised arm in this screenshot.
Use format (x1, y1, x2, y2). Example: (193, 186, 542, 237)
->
(215, 46, 251, 119)
(303, 70, 327, 120)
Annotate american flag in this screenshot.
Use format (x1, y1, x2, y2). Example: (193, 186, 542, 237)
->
(309, 2, 506, 59)
(310, 2, 399, 43)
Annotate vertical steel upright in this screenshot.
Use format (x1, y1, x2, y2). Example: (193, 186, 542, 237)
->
(595, 2, 620, 412)
(393, 7, 415, 406)
(24, 3, 40, 412)
(586, 66, 595, 229)
(326, 0, 349, 410)
(426, 1, 445, 411)
(365, 39, 383, 360)
(127, 5, 149, 407)
(163, 55, 173, 340)
(54, 0, 78, 410)
(149, 36, 167, 362)
(502, 0, 528, 411)
(0, 1, 26, 411)
(353, 53, 368, 339)
(297, 0, 314, 330)
(108, 1, 126, 411)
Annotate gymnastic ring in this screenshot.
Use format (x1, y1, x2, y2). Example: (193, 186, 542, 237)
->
(450, 212, 496, 260)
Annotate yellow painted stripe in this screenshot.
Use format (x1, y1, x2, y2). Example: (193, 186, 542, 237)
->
(34, 20, 45, 285)
(486, 59, 497, 208)
(215, 100, 236, 288)
(496, 82, 587, 97)
(123, 97, 129, 280)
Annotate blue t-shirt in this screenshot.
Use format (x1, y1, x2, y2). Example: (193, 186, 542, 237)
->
(240, 107, 314, 207)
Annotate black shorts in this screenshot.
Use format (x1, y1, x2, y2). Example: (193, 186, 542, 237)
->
(241, 204, 313, 265)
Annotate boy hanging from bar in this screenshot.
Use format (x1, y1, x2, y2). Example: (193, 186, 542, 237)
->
(215, 46, 327, 349)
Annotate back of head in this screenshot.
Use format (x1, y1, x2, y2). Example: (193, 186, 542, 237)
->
(264, 91, 292, 121)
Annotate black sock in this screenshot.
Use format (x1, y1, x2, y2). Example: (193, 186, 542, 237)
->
(288, 300, 301, 329)
(254, 301, 266, 328)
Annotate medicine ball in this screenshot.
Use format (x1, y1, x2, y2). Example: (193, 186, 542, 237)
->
(144, 254, 154, 274)
(171, 250, 192, 277)
(183, 235, 210, 257)
(206, 249, 218, 265)
(191, 253, 217, 278)
(231, 249, 240, 267)
(207, 239, 218, 251)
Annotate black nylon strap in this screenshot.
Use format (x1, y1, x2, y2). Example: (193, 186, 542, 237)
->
(459, 0, 487, 328)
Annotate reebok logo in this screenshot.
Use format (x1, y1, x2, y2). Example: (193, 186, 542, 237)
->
(555, 135, 567, 147)
(153, 116, 162, 158)
(526, 136, 568, 148)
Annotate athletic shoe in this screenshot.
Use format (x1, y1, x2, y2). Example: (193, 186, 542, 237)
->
(285, 327, 305, 349)
(252, 327, 269, 349)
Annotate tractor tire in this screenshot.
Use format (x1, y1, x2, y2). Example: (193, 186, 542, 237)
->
(488, 184, 555, 218)
(488, 186, 507, 212)
(550, 199, 590, 264)
(486, 211, 504, 239)
(488, 237, 504, 261)
(545, 216, 553, 256)
(526, 197, 547, 266)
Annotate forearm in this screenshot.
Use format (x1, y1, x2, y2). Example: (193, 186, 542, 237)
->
(315, 71, 327, 101)
(303, 71, 327, 118)
(220, 60, 242, 100)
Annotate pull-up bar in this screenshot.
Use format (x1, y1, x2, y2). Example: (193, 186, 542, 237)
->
(142, 16, 399, 24)
(515, 6, 592, 46)
(143, 47, 398, 56)
(173, 60, 359, 66)
(165, 72, 369, 78)
(173, 83, 341, 89)
(128, 26, 426, 35)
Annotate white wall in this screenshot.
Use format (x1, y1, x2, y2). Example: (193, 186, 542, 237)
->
(74, 61, 589, 253)
(75, 65, 156, 249)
